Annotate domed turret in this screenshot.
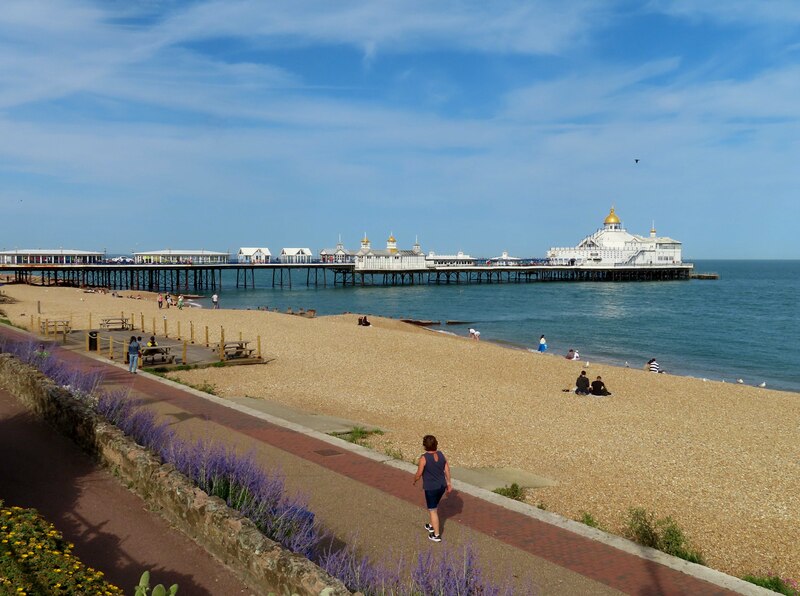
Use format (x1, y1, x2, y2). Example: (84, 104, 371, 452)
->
(387, 233, 398, 254)
(604, 207, 620, 225)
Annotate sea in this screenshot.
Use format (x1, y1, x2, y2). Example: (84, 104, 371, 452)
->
(199, 260, 800, 393)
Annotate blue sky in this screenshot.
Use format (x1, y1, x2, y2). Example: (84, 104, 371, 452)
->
(1, 1, 799, 258)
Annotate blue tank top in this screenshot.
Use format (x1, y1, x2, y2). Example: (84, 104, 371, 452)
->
(422, 451, 447, 490)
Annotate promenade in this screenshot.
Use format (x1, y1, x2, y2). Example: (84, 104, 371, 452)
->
(0, 323, 761, 595)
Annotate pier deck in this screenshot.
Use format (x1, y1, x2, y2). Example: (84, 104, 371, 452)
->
(1, 262, 693, 292)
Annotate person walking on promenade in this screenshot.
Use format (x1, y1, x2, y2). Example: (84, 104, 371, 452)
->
(157, 293, 163, 309)
(538, 334, 547, 352)
(212, 293, 219, 309)
(177, 295, 184, 310)
(413, 435, 452, 543)
(128, 335, 140, 374)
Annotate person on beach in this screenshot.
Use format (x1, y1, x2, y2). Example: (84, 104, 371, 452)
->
(128, 336, 140, 374)
(157, 293, 163, 309)
(468, 328, 480, 340)
(212, 293, 219, 309)
(165, 293, 172, 308)
(575, 371, 591, 395)
(648, 358, 663, 373)
(538, 335, 547, 352)
(566, 348, 580, 360)
(177, 295, 184, 310)
(413, 435, 452, 543)
(358, 316, 371, 326)
(591, 376, 611, 396)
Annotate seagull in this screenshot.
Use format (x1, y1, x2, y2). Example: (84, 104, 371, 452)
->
(624, 361, 629, 367)
(758, 382, 766, 388)
(737, 379, 744, 384)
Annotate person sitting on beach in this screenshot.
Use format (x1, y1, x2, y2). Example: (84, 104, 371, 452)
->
(357, 316, 372, 327)
(147, 336, 158, 347)
(565, 348, 580, 360)
(575, 371, 590, 395)
(591, 376, 611, 396)
(648, 358, 663, 373)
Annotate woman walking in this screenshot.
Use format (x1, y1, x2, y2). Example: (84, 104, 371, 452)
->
(128, 335, 140, 374)
(412, 435, 452, 542)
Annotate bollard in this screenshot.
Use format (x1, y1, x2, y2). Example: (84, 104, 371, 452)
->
(177, 321, 181, 340)
(257, 335, 261, 359)
(131, 312, 135, 330)
(219, 326, 225, 361)
(109, 336, 114, 360)
(163, 318, 168, 338)
(204, 325, 209, 347)
(85, 332, 89, 352)
(141, 313, 145, 332)
(182, 341, 187, 365)
(88, 312, 92, 330)
(190, 321, 195, 344)
(45, 318, 50, 336)
(62, 324, 67, 345)
(239, 330, 243, 341)
(152, 317, 156, 335)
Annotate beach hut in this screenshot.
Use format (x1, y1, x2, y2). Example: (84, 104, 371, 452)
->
(280, 248, 313, 264)
(238, 247, 272, 264)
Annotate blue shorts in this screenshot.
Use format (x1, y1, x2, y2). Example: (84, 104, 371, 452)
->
(424, 486, 446, 510)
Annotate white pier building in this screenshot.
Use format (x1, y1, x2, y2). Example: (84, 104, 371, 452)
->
(547, 208, 683, 267)
(354, 234, 426, 270)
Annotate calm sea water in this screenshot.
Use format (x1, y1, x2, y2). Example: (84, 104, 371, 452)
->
(205, 260, 800, 392)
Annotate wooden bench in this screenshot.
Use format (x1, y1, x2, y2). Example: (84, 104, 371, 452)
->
(213, 340, 256, 360)
(141, 345, 175, 365)
(99, 317, 131, 330)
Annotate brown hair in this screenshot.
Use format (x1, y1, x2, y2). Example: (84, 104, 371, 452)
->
(422, 435, 438, 451)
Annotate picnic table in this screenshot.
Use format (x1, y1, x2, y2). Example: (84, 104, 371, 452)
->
(213, 340, 256, 360)
(140, 344, 176, 365)
(40, 319, 71, 335)
(99, 316, 131, 330)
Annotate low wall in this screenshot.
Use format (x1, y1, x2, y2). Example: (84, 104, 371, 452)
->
(0, 354, 349, 596)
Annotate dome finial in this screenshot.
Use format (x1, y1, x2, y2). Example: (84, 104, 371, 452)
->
(604, 206, 621, 225)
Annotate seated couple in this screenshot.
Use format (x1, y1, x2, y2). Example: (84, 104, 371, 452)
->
(575, 371, 611, 396)
(357, 316, 371, 327)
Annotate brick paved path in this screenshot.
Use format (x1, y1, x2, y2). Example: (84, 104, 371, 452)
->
(0, 326, 745, 595)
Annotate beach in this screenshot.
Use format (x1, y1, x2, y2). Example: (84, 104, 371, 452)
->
(1, 283, 798, 580)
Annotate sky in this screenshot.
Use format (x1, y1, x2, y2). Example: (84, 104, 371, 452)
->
(1, 1, 799, 259)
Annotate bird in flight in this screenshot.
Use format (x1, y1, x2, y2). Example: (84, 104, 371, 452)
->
(634, 158, 640, 163)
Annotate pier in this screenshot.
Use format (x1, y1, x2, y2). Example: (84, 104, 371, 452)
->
(0, 262, 693, 292)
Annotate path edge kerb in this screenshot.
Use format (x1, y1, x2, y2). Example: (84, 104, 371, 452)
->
(137, 363, 771, 596)
(0, 351, 350, 596)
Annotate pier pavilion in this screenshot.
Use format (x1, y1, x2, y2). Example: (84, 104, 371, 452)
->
(0, 249, 103, 265)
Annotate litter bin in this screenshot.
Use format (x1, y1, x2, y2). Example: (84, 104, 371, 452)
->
(88, 331, 98, 351)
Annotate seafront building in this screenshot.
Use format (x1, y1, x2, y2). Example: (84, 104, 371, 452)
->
(319, 239, 355, 263)
(354, 234, 427, 270)
(547, 208, 683, 267)
(237, 247, 272, 264)
(279, 248, 313, 264)
(425, 252, 475, 267)
(133, 250, 230, 264)
(488, 251, 522, 266)
(0, 249, 104, 264)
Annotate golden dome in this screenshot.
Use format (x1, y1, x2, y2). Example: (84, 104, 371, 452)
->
(388, 234, 396, 243)
(604, 207, 620, 225)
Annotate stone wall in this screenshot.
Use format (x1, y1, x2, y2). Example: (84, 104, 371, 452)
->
(0, 354, 350, 596)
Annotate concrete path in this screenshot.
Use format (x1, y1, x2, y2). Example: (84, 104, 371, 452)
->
(0, 325, 764, 595)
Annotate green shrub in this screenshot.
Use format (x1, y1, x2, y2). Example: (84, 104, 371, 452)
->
(331, 426, 383, 446)
(624, 507, 704, 565)
(493, 483, 525, 501)
(0, 501, 123, 595)
(742, 573, 799, 595)
(578, 511, 602, 529)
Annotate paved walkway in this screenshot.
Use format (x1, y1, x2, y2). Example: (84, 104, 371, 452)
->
(0, 325, 758, 595)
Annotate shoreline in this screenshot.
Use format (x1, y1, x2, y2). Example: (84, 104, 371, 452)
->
(1, 283, 798, 580)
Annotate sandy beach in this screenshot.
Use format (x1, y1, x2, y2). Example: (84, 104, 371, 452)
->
(1, 283, 798, 581)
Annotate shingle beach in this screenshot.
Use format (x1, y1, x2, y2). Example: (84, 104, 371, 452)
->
(2, 284, 797, 580)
